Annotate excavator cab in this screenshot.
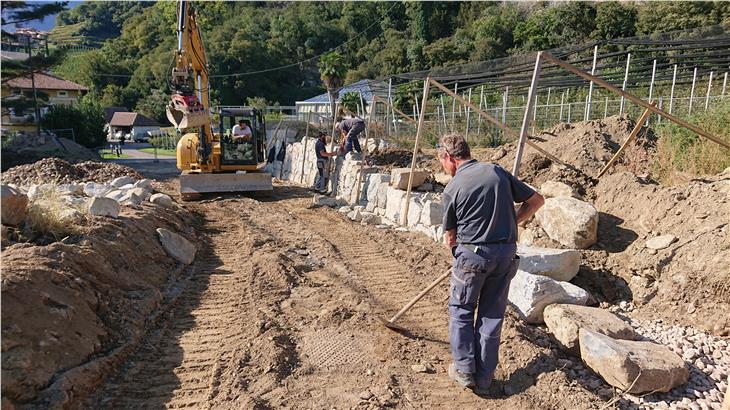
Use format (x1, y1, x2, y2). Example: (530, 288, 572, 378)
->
(217, 108, 267, 167)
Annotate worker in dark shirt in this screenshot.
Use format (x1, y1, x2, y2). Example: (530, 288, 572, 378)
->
(313, 132, 338, 194)
(438, 133, 544, 395)
(335, 117, 365, 155)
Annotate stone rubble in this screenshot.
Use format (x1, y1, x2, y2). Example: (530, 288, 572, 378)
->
(544, 304, 637, 354)
(1, 185, 28, 226)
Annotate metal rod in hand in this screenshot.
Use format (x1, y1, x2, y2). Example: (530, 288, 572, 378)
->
(387, 269, 452, 325)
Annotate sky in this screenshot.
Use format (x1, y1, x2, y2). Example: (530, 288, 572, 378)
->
(4, 1, 82, 32)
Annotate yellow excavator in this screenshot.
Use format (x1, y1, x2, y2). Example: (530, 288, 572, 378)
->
(167, 0, 272, 199)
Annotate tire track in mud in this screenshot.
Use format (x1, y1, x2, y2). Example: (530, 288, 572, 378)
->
(84, 202, 292, 410)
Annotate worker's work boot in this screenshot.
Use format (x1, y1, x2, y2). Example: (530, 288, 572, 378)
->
(448, 363, 475, 389)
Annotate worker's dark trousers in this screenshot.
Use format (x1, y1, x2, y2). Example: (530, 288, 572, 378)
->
(314, 158, 330, 191)
(345, 123, 365, 153)
(448, 243, 519, 387)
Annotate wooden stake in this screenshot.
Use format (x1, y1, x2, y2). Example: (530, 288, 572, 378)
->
(515, 52, 542, 176)
(669, 64, 677, 115)
(585, 45, 598, 121)
(354, 98, 377, 206)
(597, 105, 653, 178)
(401, 78, 431, 227)
(689, 67, 697, 115)
(300, 111, 311, 184)
(705, 71, 713, 111)
(620, 53, 631, 114)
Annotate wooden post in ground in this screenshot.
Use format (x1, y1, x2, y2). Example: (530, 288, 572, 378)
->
(300, 111, 311, 184)
(514, 51, 543, 176)
(620, 53, 631, 115)
(597, 105, 653, 178)
(541, 52, 729, 150)
(386, 78, 392, 136)
(559, 90, 565, 122)
(401, 78, 431, 227)
(451, 82, 458, 131)
(705, 71, 713, 111)
(354, 98, 377, 206)
(669, 64, 678, 115)
(689, 67, 698, 115)
(722, 71, 728, 96)
(585, 45, 598, 121)
(465, 87, 472, 140)
(477, 85, 484, 136)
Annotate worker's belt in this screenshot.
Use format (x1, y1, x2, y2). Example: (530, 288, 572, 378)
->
(461, 241, 513, 254)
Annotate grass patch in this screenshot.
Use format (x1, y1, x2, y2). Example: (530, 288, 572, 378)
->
(139, 147, 176, 157)
(99, 149, 130, 159)
(25, 188, 84, 244)
(653, 100, 730, 184)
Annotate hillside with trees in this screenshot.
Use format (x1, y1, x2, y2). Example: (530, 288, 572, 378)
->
(49, 1, 730, 120)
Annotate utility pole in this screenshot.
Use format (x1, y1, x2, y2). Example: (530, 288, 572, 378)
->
(24, 34, 41, 136)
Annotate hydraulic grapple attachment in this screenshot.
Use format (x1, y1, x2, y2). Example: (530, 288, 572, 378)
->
(166, 93, 209, 129)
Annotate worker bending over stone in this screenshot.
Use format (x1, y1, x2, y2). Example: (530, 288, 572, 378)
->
(335, 116, 365, 155)
(438, 133, 544, 395)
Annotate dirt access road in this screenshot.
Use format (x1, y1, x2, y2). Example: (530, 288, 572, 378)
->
(84, 184, 602, 409)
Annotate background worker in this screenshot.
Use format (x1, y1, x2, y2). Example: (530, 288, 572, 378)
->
(437, 133, 544, 395)
(335, 116, 365, 155)
(313, 132, 338, 194)
(232, 119, 252, 142)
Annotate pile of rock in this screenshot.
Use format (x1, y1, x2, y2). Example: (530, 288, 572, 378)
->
(1, 176, 177, 230)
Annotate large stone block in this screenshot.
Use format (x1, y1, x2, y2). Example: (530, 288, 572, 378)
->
(1, 185, 28, 226)
(150, 193, 174, 207)
(579, 329, 689, 394)
(390, 168, 430, 190)
(83, 182, 112, 198)
(385, 186, 407, 223)
(110, 176, 135, 188)
(517, 245, 581, 282)
(406, 197, 423, 227)
(544, 304, 636, 354)
(535, 197, 598, 249)
(366, 174, 390, 205)
(508, 270, 591, 324)
(87, 197, 120, 217)
(157, 228, 196, 265)
(540, 181, 578, 199)
(420, 200, 443, 226)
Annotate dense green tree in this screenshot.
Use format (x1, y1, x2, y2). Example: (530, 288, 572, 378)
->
(40, 94, 105, 147)
(636, 1, 730, 34)
(135, 88, 168, 124)
(593, 2, 637, 40)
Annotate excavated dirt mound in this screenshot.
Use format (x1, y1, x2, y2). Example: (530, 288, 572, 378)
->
(1, 158, 141, 186)
(1, 136, 101, 171)
(1, 203, 198, 408)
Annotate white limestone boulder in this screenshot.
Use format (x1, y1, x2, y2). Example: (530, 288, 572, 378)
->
(385, 186, 407, 223)
(157, 228, 196, 265)
(150, 193, 174, 207)
(390, 168, 430, 190)
(579, 329, 688, 394)
(110, 176, 135, 188)
(105, 190, 125, 202)
(1, 185, 28, 226)
(133, 179, 153, 191)
(535, 197, 598, 249)
(517, 245, 581, 282)
(508, 270, 592, 324)
(544, 304, 636, 354)
(540, 181, 578, 199)
(347, 209, 362, 222)
(420, 200, 443, 226)
(83, 182, 112, 198)
(87, 197, 120, 217)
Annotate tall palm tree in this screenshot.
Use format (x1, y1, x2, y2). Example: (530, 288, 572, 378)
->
(318, 51, 347, 122)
